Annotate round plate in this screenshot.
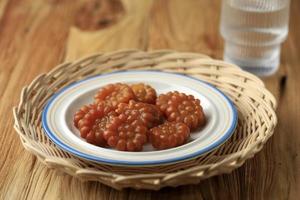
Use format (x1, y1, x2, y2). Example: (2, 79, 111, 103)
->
(42, 71, 237, 166)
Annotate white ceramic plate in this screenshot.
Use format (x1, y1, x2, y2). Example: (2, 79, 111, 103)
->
(42, 71, 237, 166)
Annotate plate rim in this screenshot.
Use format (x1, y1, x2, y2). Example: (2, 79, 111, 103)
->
(42, 70, 238, 166)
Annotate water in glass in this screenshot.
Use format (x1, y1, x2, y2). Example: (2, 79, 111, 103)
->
(220, 0, 290, 76)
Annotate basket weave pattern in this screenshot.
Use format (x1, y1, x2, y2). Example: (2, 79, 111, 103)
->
(13, 50, 277, 190)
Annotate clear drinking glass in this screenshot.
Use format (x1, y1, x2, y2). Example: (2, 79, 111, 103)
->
(220, 0, 291, 76)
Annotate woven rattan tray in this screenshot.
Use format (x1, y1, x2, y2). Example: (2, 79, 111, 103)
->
(13, 50, 277, 190)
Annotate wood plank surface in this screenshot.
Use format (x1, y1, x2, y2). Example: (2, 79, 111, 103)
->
(0, 0, 299, 199)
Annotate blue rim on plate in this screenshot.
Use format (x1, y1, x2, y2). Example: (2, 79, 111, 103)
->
(42, 70, 238, 166)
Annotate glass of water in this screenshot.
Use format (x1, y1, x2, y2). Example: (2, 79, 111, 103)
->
(220, 0, 291, 76)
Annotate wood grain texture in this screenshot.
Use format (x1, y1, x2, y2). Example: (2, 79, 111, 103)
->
(0, 0, 299, 199)
(66, 0, 153, 60)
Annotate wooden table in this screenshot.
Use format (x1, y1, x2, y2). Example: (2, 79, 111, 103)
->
(1, 0, 299, 199)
